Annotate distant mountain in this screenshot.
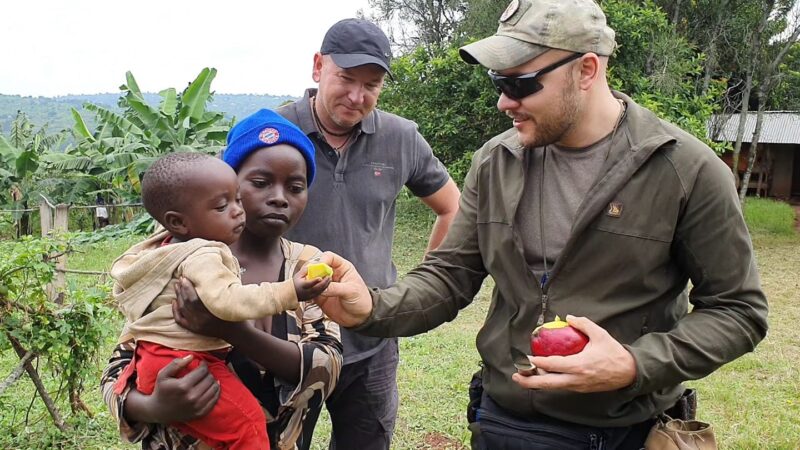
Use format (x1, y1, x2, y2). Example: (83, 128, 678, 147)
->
(0, 93, 298, 134)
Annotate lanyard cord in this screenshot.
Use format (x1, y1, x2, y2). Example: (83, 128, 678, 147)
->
(311, 96, 354, 152)
(535, 98, 626, 325)
(538, 147, 550, 289)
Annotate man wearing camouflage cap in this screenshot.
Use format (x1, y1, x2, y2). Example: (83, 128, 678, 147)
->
(315, 0, 768, 448)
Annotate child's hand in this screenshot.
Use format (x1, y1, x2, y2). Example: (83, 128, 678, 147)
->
(293, 265, 331, 301)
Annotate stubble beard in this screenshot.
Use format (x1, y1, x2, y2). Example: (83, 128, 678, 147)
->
(317, 89, 370, 132)
(522, 76, 580, 149)
(331, 109, 361, 130)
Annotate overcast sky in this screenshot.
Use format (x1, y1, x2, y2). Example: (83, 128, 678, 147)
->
(2, 0, 374, 97)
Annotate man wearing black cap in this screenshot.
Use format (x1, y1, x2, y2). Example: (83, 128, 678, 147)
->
(278, 18, 461, 450)
(313, 0, 768, 448)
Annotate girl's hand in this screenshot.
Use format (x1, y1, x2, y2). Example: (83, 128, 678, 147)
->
(173, 277, 247, 342)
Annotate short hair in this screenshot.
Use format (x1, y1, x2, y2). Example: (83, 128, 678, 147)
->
(141, 152, 215, 224)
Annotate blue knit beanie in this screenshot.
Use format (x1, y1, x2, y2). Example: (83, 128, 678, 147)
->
(223, 109, 316, 184)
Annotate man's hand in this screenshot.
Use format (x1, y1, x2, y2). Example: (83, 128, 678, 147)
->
(314, 251, 373, 328)
(173, 277, 246, 342)
(128, 355, 220, 423)
(293, 265, 332, 301)
(511, 315, 637, 393)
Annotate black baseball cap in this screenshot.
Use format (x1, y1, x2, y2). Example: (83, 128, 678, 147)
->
(321, 19, 393, 77)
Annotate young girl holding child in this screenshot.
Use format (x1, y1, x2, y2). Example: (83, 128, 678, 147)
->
(102, 109, 342, 450)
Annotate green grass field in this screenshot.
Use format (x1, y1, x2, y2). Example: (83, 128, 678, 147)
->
(1, 197, 798, 449)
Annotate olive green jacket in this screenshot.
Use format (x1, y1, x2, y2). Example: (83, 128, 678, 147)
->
(355, 93, 768, 427)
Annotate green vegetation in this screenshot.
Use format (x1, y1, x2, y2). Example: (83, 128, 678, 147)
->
(4, 1, 799, 212)
(0, 236, 115, 442)
(744, 197, 798, 236)
(375, 0, 732, 187)
(2, 0, 800, 447)
(0, 198, 797, 449)
(0, 93, 296, 135)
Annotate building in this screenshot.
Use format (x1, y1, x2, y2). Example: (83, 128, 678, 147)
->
(709, 112, 800, 200)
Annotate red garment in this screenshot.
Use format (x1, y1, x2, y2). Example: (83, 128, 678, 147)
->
(115, 341, 269, 450)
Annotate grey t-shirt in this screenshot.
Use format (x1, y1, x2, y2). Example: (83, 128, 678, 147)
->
(515, 134, 612, 284)
(279, 89, 450, 364)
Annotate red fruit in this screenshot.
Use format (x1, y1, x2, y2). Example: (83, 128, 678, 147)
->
(531, 316, 589, 356)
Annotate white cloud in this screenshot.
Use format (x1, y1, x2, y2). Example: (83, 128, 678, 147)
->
(2, 0, 373, 97)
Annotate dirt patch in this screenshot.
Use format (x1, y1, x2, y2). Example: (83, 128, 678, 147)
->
(419, 432, 468, 450)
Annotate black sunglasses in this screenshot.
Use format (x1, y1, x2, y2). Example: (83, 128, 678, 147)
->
(488, 53, 585, 100)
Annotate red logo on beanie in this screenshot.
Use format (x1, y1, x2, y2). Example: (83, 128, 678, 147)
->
(259, 128, 280, 144)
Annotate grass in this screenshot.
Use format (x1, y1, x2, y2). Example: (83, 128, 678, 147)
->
(0, 235, 141, 449)
(743, 197, 798, 236)
(1, 197, 799, 449)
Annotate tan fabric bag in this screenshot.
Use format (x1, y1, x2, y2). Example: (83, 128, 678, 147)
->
(644, 416, 717, 450)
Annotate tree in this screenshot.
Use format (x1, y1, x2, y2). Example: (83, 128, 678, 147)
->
(367, 0, 505, 52)
(369, 0, 467, 52)
(601, 0, 725, 149)
(455, 0, 507, 43)
(376, 0, 723, 185)
(766, 42, 800, 110)
(0, 111, 67, 236)
(653, 0, 750, 96)
(736, 0, 800, 203)
(60, 68, 231, 203)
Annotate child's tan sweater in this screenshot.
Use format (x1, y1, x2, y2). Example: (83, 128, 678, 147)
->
(111, 230, 299, 351)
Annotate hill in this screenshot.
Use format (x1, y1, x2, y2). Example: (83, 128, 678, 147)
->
(0, 93, 298, 133)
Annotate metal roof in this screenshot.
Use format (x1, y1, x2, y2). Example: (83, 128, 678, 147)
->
(709, 112, 800, 144)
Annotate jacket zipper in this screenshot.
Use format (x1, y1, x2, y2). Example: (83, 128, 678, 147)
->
(506, 149, 545, 327)
(530, 132, 674, 326)
(537, 290, 549, 326)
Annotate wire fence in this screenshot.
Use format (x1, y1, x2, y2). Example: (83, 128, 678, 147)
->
(0, 203, 143, 213)
(0, 202, 146, 237)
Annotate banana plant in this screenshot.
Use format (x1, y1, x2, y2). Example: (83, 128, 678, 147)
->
(0, 112, 67, 235)
(65, 68, 232, 201)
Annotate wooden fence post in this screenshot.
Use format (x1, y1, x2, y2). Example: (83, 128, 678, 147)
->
(45, 204, 69, 303)
(40, 202, 53, 237)
(54, 204, 68, 232)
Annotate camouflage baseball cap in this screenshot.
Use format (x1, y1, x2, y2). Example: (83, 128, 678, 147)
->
(459, 0, 616, 71)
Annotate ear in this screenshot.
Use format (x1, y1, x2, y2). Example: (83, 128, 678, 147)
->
(312, 52, 324, 83)
(577, 53, 601, 91)
(163, 211, 189, 236)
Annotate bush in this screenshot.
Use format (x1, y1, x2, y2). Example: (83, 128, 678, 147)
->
(0, 236, 114, 424)
(381, 46, 508, 183)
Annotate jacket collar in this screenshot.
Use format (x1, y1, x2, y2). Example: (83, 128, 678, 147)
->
(609, 91, 676, 165)
(499, 130, 526, 161)
(551, 92, 677, 281)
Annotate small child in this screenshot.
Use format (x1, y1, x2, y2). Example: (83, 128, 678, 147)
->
(111, 140, 325, 448)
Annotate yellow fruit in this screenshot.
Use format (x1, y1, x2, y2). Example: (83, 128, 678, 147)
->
(306, 262, 333, 280)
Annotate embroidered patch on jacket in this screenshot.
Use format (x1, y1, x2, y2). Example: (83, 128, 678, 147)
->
(607, 201, 623, 218)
